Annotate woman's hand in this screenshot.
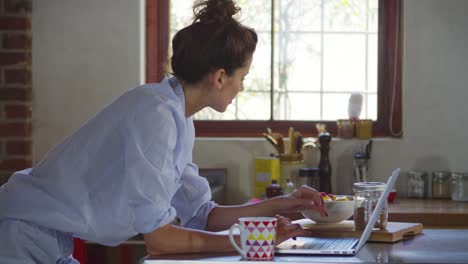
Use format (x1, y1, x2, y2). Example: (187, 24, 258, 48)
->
(270, 185, 328, 217)
(275, 214, 309, 245)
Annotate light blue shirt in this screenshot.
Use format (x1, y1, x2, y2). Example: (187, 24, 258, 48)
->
(0, 77, 216, 246)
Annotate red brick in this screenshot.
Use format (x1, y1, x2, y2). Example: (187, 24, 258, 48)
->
(0, 158, 31, 170)
(5, 104, 31, 119)
(0, 16, 30, 31)
(2, 32, 31, 49)
(4, 69, 30, 85)
(4, 0, 32, 14)
(0, 87, 32, 100)
(0, 121, 31, 137)
(0, 52, 31, 66)
(6, 140, 31, 155)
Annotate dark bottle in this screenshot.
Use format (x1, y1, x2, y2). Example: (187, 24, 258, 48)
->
(266, 179, 283, 198)
(318, 132, 332, 193)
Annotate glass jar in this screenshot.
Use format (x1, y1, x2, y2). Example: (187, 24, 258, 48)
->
(407, 170, 426, 198)
(432, 171, 450, 199)
(337, 119, 354, 139)
(450, 172, 468, 201)
(353, 182, 387, 231)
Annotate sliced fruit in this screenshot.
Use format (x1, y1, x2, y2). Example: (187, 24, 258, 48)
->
(335, 196, 350, 201)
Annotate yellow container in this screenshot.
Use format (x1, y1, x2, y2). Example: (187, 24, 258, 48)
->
(355, 119, 373, 139)
(254, 156, 280, 199)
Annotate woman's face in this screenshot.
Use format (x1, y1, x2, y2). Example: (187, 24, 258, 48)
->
(213, 56, 253, 112)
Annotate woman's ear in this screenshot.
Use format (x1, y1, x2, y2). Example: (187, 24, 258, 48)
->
(212, 68, 225, 90)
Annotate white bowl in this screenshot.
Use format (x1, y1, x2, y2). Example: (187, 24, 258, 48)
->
(301, 196, 355, 223)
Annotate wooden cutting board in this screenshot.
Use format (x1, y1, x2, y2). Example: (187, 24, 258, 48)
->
(294, 219, 423, 243)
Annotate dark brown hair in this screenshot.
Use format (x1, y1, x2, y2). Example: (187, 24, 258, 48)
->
(171, 0, 258, 84)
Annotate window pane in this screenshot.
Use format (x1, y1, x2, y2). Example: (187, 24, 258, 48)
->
(169, 0, 380, 123)
(169, 0, 193, 30)
(275, 0, 322, 32)
(275, 92, 321, 120)
(322, 93, 352, 120)
(368, 33, 378, 93)
(368, 0, 379, 33)
(245, 33, 271, 92)
(367, 93, 377, 120)
(323, 34, 366, 93)
(274, 33, 321, 93)
(238, 0, 271, 31)
(321, 92, 376, 121)
(236, 91, 270, 120)
(324, 0, 367, 32)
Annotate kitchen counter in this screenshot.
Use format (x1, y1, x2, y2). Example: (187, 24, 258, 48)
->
(141, 228, 468, 263)
(282, 198, 468, 228)
(388, 198, 468, 228)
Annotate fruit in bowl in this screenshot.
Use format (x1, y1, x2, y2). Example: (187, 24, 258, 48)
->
(301, 193, 355, 223)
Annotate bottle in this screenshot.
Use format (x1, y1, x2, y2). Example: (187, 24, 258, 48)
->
(284, 177, 296, 195)
(265, 179, 283, 198)
(318, 132, 332, 193)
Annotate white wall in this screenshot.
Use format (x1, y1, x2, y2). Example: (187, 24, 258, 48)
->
(32, 0, 145, 159)
(32, 0, 468, 205)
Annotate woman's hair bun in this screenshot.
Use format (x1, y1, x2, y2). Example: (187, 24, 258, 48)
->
(193, 0, 240, 24)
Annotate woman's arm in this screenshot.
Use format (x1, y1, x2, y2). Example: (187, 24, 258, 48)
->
(143, 224, 239, 255)
(143, 215, 306, 255)
(206, 185, 327, 232)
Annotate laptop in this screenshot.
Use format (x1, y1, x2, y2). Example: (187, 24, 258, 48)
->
(276, 168, 401, 256)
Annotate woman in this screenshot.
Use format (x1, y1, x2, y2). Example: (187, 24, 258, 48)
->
(0, 0, 327, 263)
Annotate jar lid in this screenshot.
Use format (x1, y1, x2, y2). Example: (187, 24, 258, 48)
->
(433, 171, 450, 180)
(353, 182, 386, 192)
(407, 170, 427, 178)
(299, 167, 320, 177)
(451, 172, 468, 179)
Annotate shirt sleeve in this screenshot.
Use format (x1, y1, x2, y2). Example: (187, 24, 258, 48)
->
(123, 95, 181, 234)
(171, 162, 217, 230)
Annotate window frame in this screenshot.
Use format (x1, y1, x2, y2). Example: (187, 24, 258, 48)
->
(146, 0, 402, 138)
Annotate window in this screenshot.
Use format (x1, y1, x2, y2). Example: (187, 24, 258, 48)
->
(146, 0, 402, 137)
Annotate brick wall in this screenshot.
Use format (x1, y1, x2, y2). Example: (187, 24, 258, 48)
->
(0, 0, 32, 185)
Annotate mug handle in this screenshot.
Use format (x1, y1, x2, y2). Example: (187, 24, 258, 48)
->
(228, 223, 246, 259)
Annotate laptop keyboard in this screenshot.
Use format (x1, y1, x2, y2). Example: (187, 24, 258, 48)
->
(303, 238, 357, 250)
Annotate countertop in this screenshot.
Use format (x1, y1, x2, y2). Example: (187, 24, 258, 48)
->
(282, 198, 468, 228)
(388, 198, 468, 228)
(141, 228, 468, 263)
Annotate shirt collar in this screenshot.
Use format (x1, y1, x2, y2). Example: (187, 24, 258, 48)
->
(168, 76, 186, 117)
